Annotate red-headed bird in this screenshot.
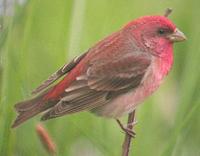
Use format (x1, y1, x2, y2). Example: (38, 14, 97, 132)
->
(12, 15, 186, 129)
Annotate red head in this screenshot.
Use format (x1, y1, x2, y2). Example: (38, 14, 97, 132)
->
(123, 16, 186, 57)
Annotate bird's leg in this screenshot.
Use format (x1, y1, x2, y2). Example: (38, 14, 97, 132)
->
(116, 118, 137, 138)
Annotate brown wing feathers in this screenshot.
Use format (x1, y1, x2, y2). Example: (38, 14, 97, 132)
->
(41, 82, 108, 120)
(31, 52, 88, 95)
(41, 52, 151, 120)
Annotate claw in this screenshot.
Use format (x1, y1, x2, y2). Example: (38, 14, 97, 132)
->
(127, 119, 138, 127)
(122, 127, 136, 138)
(116, 119, 136, 138)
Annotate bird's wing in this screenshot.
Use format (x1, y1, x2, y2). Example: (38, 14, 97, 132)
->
(31, 52, 88, 95)
(41, 49, 151, 120)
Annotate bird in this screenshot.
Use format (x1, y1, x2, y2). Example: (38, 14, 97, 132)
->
(12, 15, 186, 132)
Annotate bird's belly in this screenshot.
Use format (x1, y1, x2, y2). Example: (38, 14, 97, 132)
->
(93, 82, 160, 118)
(92, 57, 171, 118)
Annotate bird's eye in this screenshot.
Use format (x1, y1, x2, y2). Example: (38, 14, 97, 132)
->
(158, 29, 165, 35)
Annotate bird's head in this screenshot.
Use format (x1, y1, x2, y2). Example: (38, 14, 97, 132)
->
(123, 16, 186, 57)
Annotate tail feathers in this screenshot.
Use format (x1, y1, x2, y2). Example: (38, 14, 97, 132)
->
(12, 95, 47, 128)
(12, 106, 42, 128)
(15, 95, 43, 113)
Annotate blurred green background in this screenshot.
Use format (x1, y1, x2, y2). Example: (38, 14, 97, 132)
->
(0, 0, 200, 156)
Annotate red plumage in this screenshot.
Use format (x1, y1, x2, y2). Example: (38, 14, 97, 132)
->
(12, 16, 186, 128)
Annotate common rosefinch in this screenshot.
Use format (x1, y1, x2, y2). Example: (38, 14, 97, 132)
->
(12, 15, 186, 128)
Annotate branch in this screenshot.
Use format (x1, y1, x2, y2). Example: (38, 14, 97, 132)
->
(164, 8, 173, 17)
(121, 110, 136, 156)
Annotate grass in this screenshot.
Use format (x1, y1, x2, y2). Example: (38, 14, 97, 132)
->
(0, 0, 200, 156)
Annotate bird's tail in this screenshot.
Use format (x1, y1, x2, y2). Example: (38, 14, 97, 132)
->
(12, 93, 54, 128)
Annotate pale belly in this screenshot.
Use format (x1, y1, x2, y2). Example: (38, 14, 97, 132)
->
(92, 57, 172, 118)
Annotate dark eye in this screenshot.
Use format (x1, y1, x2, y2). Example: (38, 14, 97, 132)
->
(158, 28, 165, 35)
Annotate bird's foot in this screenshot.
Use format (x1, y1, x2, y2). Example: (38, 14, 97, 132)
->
(127, 120, 138, 127)
(116, 119, 137, 138)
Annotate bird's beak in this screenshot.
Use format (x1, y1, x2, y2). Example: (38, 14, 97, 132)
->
(168, 28, 187, 42)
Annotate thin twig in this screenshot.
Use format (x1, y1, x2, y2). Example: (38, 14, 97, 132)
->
(164, 8, 173, 17)
(121, 110, 136, 156)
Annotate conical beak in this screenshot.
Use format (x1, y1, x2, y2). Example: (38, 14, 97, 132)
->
(168, 28, 187, 42)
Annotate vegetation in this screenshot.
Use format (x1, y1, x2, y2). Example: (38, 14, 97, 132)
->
(0, 0, 199, 155)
